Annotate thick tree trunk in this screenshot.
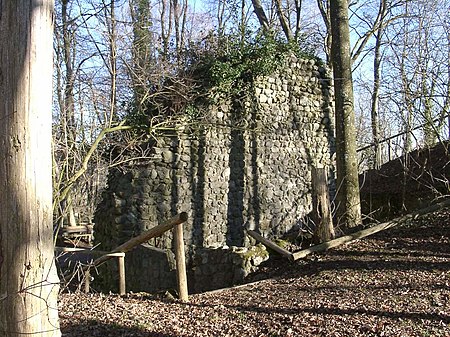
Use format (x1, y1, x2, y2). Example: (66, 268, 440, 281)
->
(330, 0, 362, 228)
(311, 167, 335, 243)
(0, 1, 60, 336)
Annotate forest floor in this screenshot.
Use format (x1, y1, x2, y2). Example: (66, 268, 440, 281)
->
(59, 206, 450, 337)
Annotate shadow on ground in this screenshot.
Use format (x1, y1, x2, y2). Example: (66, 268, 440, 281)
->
(61, 320, 181, 337)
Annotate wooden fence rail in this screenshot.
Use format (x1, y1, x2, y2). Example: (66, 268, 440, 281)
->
(247, 199, 450, 262)
(59, 212, 189, 301)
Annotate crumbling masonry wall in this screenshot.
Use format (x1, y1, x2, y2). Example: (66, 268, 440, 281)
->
(94, 55, 334, 293)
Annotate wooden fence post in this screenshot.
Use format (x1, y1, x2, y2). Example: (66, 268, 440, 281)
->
(173, 223, 188, 302)
(84, 268, 90, 293)
(311, 167, 334, 243)
(118, 254, 125, 295)
(63, 213, 188, 295)
(91, 212, 188, 268)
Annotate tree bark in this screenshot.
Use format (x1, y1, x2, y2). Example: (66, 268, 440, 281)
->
(316, 0, 332, 65)
(130, 0, 153, 113)
(370, 0, 386, 169)
(294, 0, 303, 40)
(330, 0, 362, 228)
(107, 0, 118, 127)
(250, 0, 270, 32)
(0, 1, 61, 336)
(274, 0, 294, 41)
(59, 0, 78, 227)
(311, 167, 335, 243)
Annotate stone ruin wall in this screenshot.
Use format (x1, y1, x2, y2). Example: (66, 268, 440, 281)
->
(94, 55, 335, 293)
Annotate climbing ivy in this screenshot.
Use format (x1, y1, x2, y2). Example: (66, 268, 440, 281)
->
(125, 32, 318, 133)
(192, 32, 316, 95)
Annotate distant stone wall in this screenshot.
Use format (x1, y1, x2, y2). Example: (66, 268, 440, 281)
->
(94, 55, 334, 293)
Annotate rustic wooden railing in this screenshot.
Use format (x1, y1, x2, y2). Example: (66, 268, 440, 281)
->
(58, 212, 189, 301)
(248, 199, 450, 262)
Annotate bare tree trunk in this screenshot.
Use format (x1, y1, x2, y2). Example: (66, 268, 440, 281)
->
(316, 0, 332, 65)
(330, 0, 362, 228)
(294, 0, 302, 39)
(130, 0, 153, 113)
(61, 0, 76, 133)
(173, 0, 181, 53)
(370, 0, 386, 169)
(0, 1, 61, 336)
(445, 29, 450, 140)
(107, 0, 118, 126)
(445, 38, 450, 140)
(180, 0, 188, 56)
(172, 0, 188, 61)
(217, 0, 227, 37)
(422, 85, 436, 146)
(274, 0, 294, 40)
(60, 0, 78, 227)
(250, 0, 296, 41)
(312, 167, 335, 243)
(400, 1, 413, 156)
(160, 0, 173, 59)
(417, 11, 436, 147)
(250, 0, 270, 32)
(240, 0, 246, 45)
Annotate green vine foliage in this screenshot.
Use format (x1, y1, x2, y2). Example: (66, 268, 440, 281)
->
(192, 32, 316, 96)
(126, 31, 317, 133)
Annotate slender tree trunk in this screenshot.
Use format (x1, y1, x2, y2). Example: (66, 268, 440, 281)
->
(445, 62, 450, 140)
(0, 1, 61, 336)
(160, 0, 173, 59)
(422, 85, 436, 147)
(60, 0, 78, 227)
(274, 0, 294, 41)
(446, 30, 450, 140)
(330, 0, 362, 228)
(400, 69, 413, 156)
(107, 0, 118, 126)
(217, 0, 226, 37)
(180, 0, 188, 56)
(250, 0, 270, 32)
(294, 0, 302, 39)
(171, 0, 188, 61)
(400, 1, 413, 156)
(240, 0, 246, 45)
(316, 0, 332, 65)
(416, 11, 436, 147)
(130, 0, 152, 113)
(370, 0, 386, 169)
(370, 35, 382, 168)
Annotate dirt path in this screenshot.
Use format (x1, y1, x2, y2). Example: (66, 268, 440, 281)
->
(59, 208, 450, 337)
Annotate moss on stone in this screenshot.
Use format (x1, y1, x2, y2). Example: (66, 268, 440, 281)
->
(240, 244, 269, 260)
(273, 238, 290, 249)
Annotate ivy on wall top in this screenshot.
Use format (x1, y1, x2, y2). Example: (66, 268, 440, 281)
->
(192, 32, 318, 96)
(126, 32, 319, 134)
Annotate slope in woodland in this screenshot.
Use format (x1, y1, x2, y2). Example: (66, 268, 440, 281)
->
(59, 206, 450, 337)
